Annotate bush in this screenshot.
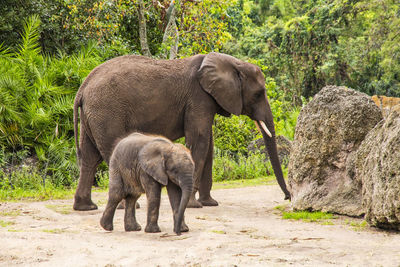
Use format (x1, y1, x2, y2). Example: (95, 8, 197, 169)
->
(213, 115, 259, 155)
(0, 148, 75, 200)
(0, 16, 106, 187)
(213, 149, 274, 182)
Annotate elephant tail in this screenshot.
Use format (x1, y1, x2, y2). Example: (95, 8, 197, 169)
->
(74, 91, 82, 162)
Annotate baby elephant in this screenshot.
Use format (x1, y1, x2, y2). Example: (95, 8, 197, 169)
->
(100, 133, 194, 235)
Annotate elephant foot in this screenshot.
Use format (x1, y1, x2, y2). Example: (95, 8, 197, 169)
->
(199, 196, 218, 206)
(125, 222, 141, 232)
(187, 196, 203, 208)
(180, 222, 189, 232)
(73, 196, 98, 211)
(145, 223, 161, 233)
(174, 223, 189, 235)
(100, 216, 113, 231)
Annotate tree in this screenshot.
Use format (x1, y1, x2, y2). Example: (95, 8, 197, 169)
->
(161, 0, 179, 59)
(138, 0, 152, 56)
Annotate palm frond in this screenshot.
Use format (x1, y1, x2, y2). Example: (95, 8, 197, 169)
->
(17, 15, 41, 60)
(0, 89, 22, 123)
(0, 42, 12, 58)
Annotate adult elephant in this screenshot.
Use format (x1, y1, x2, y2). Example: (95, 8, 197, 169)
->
(73, 52, 291, 211)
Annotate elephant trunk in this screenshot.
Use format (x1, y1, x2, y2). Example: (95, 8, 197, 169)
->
(174, 181, 193, 235)
(258, 121, 291, 200)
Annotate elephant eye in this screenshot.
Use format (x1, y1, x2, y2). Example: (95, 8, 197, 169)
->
(169, 166, 179, 174)
(254, 91, 264, 100)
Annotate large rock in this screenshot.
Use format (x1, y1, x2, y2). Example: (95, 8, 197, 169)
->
(351, 105, 400, 230)
(288, 86, 382, 216)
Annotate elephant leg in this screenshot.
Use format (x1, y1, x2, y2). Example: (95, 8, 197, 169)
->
(185, 127, 213, 208)
(143, 180, 162, 233)
(166, 182, 189, 232)
(73, 130, 102, 211)
(100, 173, 124, 231)
(124, 193, 142, 231)
(198, 136, 218, 206)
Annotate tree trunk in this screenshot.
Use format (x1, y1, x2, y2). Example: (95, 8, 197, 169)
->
(162, 0, 179, 59)
(138, 0, 151, 57)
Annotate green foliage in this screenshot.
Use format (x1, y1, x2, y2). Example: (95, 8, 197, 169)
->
(177, 0, 233, 56)
(2, 0, 398, 100)
(94, 168, 109, 190)
(0, 160, 76, 201)
(225, 0, 400, 103)
(213, 150, 274, 181)
(0, 16, 103, 188)
(0, 0, 235, 57)
(213, 115, 259, 155)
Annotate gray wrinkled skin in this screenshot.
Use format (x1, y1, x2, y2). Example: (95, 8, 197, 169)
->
(73, 52, 290, 211)
(288, 86, 382, 216)
(352, 107, 400, 230)
(100, 133, 194, 235)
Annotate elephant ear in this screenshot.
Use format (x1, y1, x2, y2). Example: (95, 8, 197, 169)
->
(138, 142, 169, 186)
(198, 52, 243, 115)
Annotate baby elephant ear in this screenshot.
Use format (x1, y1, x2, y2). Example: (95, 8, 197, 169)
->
(138, 142, 168, 186)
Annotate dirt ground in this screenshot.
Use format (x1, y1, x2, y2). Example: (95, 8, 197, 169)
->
(1, 185, 399, 266)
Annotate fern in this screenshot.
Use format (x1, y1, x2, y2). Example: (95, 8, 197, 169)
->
(17, 15, 41, 61)
(0, 71, 24, 148)
(0, 15, 103, 188)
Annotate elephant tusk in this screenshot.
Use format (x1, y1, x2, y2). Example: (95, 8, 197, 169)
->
(258, 121, 272, 138)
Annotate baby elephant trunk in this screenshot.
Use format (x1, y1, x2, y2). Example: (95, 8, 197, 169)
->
(174, 182, 193, 235)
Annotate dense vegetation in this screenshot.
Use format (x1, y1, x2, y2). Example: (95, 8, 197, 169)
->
(0, 0, 398, 198)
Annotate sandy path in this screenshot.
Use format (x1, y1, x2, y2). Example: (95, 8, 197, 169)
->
(0, 185, 399, 266)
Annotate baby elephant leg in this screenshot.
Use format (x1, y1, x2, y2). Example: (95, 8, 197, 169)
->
(100, 193, 123, 232)
(124, 193, 142, 231)
(167, 182, 189, 233)
(100, 172, 124, 231)
(144, 180, 162, 233)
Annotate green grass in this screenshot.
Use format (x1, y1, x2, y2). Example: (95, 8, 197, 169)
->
(0, 187, 76, 202)
(213, 175, 277, 189)
(0, 169, 108, 202)
(7, 229, 23, 232)
(276, 207, 369, 229)
(0, 220, 15, 227)
(281, 210, 335, 222)
(45, 204, 73, 215)
(274, 204, 288, 212)
(42, 228, 67, 234)
(344, 219, 368, 231)
(0, 210, 21, 217)
(211, 230, 226, 234)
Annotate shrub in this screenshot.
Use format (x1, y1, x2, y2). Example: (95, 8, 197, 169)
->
(0, 16, 104, 187)
(213, 149, 274, 182)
